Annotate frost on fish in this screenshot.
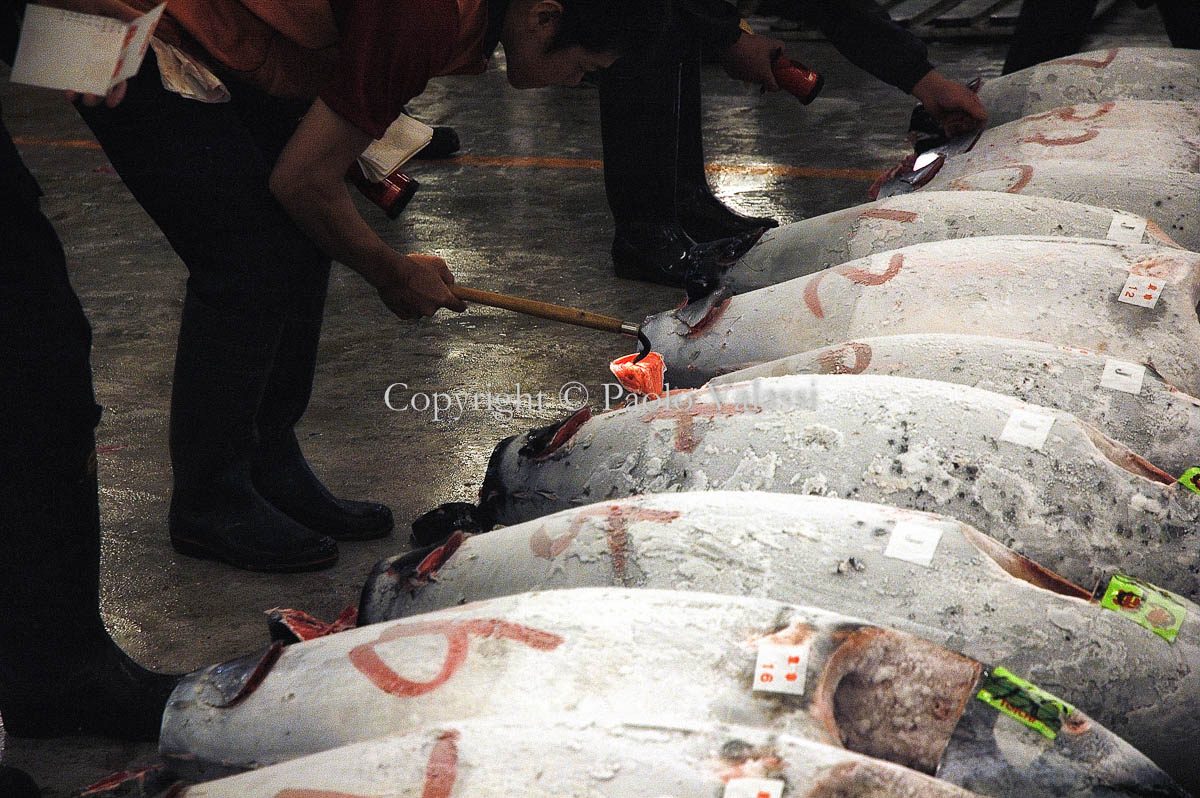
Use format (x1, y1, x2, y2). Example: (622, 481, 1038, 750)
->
(979, 48, 1200, 125)
(709, 334, 1200, 475)
(919, 102, 1200, 249)
(643, 237, 1200, 392)
(722, 192, 1177, 295)
(160, 588, 1178, 798)
(180, 716, 992, 798)
(478, 374, 1200, 598)
(361, 491, 1200, 791)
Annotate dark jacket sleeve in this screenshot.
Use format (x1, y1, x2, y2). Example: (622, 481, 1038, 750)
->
(675, 0, 934, 95)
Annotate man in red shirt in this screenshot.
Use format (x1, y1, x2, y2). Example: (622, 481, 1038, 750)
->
(71, 0, 668, 572)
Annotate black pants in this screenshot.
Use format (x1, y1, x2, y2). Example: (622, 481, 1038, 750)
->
(1004, 0, 1200, 74)
(0, 105, 101, 476)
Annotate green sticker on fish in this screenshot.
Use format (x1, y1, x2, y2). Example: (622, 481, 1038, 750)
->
(1179, 467, 1200, 495)
(1100, 574, 1186, 643)
(975, 667, 1075, 740)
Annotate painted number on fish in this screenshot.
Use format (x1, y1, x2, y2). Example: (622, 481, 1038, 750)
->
(724, 778, 785, 798)
(1118, 273, 1164, 308)
(999, 409, 1055, 450)
(1100, 574, 1186, 643)
(1179, 467, 1200, 495)
(975, 666, 1075, 740)
(753, 642, 809, 696)
(883, 521, 943, 568)
(1100, 359, 1146, 394)
(1106, 211, 1147, 244)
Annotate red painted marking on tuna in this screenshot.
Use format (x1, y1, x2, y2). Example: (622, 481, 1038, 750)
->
(802, 254, 905, 318)
(349, 619, 563, 698)
(1027, 102, 1115, 123)
(538, 504, 682, 575)
(1019, 130, 1100, 147)
(817, 342, 873, 374)
(642, 402, 761, 452)
(685, 298, 732, 338)
(1049, 48, 1118, 68)
(530, 526, 577, 559)
(949, 164, 1034, 194)
(422, 730, 460, 798)
(858, 208, 918, 223)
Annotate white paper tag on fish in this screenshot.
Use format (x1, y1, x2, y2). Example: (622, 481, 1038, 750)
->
(1118, 273, 1164, 308)
(884, 520, 944, 567)
(1000, 409, 1055, 450)
(724, 778, 785, 798)
(1107, 211, 1147, 244)
(1100, 359, 1146, 394)
(753, 643, 809, 696)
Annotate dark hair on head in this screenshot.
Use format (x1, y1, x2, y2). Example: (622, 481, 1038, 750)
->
(547, 0, 672, 55)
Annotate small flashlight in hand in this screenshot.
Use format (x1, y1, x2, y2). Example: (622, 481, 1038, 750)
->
(771, 49, 823, 105)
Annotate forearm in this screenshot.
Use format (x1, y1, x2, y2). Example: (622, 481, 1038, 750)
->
(802, 0, 934, 93)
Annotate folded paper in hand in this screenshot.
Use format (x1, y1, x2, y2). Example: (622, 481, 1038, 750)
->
(357, 115, 435, 182)
(10, 3, 166, 96)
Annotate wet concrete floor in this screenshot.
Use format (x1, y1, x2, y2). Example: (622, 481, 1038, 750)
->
(0, 5, 1174, 795)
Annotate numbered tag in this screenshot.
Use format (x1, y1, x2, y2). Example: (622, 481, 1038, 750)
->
(976, 666, 1075, 740)
(1000, 409, 1055, 450)
(1100, 359, 1146, 394)
(883, 520, 943, 567)
(1179, 467, 1200, 495)
(753, 642, 809, 696)
(1107, 211, 1147, 244)
(1118, 273, 1164, 308)
(1100, 574, 1186, 643)
(724, 778, 785, 798)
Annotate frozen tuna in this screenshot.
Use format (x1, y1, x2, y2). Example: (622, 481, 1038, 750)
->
(160, 588, 1179, 798)
(176, 716, 994, 798)
(640, 237, 1200, 392)
(364, 491, 1200, 790)
(708, 334, 1200, 475)
(920, 103, 1199, 249)
(476, 374, 1200, 596)
(723, 192, 1178, 295)
(979, 48, 1200, 125)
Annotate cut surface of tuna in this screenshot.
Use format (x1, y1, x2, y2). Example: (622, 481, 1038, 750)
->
(641, 237, 1200, 392)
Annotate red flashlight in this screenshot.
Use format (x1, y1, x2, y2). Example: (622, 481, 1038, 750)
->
(772, 51, 823, 105)
(347, 163, 420, 220)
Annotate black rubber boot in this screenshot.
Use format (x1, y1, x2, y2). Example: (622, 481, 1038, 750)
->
(252, 280, 393, 542)
(0, 443, 178, 741)
(0, 765, 40, 798)
(168, 292, 338, 572)
(675, 43, 777, 242)
(415, 125, 461, 159)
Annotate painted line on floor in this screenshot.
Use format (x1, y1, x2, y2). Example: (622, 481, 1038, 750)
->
(14, 137, 882, 181)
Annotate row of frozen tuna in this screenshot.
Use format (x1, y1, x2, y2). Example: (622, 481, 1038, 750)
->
(147, 48, 1200, 798)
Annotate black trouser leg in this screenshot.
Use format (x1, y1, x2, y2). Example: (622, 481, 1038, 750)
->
(1002, 0, 1098, 74)
(1157, 0, 1200, 48)
(251, 272, 394, 540)
(0, 110, 177, 741)
(675, 37, 777, 241)
(75, 54, 338, 571)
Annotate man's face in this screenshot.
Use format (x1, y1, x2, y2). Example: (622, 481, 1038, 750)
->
(501, 0, 619, 89)
(506, 42, 617, 89)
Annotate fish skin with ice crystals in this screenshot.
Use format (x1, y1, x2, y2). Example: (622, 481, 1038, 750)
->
(478, 374, 1200, 597)
(640, 237, 1200, 391)
(160, 587, 1181, 798)
(978, 48, 1200, 126)
(363, 490, 1200, 791)
(708, 334, 1200, 475)
(177, 715, 995, 798)
(722, 192, 1179, 295)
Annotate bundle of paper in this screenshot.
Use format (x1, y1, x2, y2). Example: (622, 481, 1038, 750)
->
(356, 115, 434, 182)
